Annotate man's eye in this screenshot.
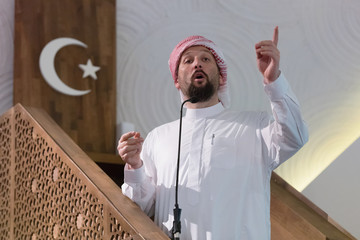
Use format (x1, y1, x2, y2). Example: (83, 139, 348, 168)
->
(203, 57, 210, 62)
(184, 59, 192, 64)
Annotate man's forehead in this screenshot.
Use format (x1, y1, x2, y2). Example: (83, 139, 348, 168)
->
(181, 46, 213, 57)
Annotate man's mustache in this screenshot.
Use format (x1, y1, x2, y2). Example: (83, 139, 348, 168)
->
(191, 70, 208, 81)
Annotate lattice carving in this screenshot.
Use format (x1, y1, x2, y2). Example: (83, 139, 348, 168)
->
(0, 114, 11, 240)
(0, 105, 169, 239)
(109, 212, 133, 240)
(13, 109, 106, 239)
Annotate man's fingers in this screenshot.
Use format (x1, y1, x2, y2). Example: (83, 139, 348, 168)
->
(118, 141, 142, 159)
(255, 26, 279, 48)
(255, 40, 275, 50)
(255, 45, 279, 59)
(120, 142, 142, 151)
(121, 149, 138, 161)
(255, 41, 270, 48)
(117, 131, 143, 157)
(119, 144, 141, 155)
(119, 131, 137, 142)
(134, 132, 141, 139)
(255, 45, 278, 52)
(273, 26, 279, 46)
(256, 50, 279, 60)
(119, 137, 143, 146)
(119, 131, 143, 142)
(117, 138, 143, 151)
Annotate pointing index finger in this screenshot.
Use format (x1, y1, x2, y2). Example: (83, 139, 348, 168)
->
(273, 26, 279, 46)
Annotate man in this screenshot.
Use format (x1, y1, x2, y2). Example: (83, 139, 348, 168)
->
(118, 27, 308, 239)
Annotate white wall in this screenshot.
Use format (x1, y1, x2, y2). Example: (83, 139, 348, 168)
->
(0, 0, 13, 114)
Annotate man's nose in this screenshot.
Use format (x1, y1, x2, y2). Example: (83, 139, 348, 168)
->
(194, 58, 202, 69)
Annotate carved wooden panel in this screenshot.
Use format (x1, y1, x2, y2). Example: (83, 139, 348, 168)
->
(0, 112, 11, 240)
(11, 107, 131, 239)
(13, 0, 116, 155)
(0, 104, 170, 240)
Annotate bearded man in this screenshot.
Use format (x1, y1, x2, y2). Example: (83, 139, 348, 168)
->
(118, 27, 308, 240)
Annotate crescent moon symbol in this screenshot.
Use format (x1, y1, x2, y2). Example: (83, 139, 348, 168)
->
(39, 37, 91, 96)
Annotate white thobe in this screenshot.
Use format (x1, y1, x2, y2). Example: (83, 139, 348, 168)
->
(122, 74, 308, 240)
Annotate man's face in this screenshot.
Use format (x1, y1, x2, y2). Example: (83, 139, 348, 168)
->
(175, 46, 224, 102)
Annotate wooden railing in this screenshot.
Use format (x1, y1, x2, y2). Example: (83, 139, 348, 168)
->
(0, 104, 169, 240)
(0, 104, 356, 239)
(270, 172, 356, 239)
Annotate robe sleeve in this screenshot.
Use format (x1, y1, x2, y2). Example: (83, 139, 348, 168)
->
(260, 72, 309, 170)
(121, 131, 157, 217)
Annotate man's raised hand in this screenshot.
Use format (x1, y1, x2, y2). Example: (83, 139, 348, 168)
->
(255, 26, 281, 84)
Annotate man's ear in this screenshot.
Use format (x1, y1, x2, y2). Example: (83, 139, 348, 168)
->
(175, 78, 180, 89)
(219, 75, 225, 86)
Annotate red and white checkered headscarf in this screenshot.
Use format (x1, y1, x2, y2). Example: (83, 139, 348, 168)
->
(168, 35, 230, 108)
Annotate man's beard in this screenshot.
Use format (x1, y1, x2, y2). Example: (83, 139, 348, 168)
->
(186, 78, 216, 102)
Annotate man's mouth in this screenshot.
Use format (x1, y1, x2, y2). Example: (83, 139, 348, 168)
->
(192, 71, 207, 82)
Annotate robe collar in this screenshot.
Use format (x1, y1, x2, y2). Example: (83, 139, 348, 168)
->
(185, 102, 224, 120)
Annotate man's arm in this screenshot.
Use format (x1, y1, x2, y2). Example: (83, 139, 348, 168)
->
(260, 74, 309, 170)
(118, 132, 156, 216)
(255, 27, 308, 169)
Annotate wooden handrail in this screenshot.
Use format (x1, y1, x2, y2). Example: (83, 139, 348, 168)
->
(0, 103, 169, 240)
(270, 172, 356, 239)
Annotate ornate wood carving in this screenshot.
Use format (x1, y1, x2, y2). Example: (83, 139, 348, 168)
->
(0, 112, 11, 239)
(0, 104, 169, 239)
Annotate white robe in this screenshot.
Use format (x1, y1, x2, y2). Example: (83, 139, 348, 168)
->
(122, 74, 308, 240)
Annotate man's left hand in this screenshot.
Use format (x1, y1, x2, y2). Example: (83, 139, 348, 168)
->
(255, 26, 281, 84)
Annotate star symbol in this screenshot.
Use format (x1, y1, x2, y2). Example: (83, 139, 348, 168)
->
(78, 59, 100, 80)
